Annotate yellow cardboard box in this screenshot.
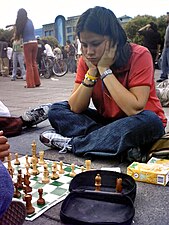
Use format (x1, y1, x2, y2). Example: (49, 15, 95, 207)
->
(147, 157, 169, 181)
(147, 157, 169, 170)
(127, 162, 169, 186)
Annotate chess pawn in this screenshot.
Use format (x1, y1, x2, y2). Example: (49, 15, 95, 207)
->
(42, 165, 50, 184)
(59, 161, 64, 174)
(13, 183, 21, 198)
(37, 188, 45, 205)
(25, 194, 35, 215)
(14, 153, 20, 165)
(85, 160, 91, 171)
(81, 166, 85, 172)
(95, 174, 101, 191)
(116, 178, 123, 193)
(69, 163, 76, 177)
(51, 163, 59, 180)
(38, 151, 45, 165)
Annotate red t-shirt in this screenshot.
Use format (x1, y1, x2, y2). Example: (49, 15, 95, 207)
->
(75, 43, 167, 127)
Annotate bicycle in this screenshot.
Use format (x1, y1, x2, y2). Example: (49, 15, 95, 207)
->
(38, 53, 53, 79)
(52, 55, 68, 77)
(39, 53, 68, 79)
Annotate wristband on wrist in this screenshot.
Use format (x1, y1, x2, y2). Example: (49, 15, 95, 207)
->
(85, 72, 98, 83)
(82, 80, 95, 88)
(85, 75, 97, 83)
(100, 69, 113, 80)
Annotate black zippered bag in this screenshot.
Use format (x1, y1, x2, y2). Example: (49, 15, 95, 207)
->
(60, 170, 136, 225)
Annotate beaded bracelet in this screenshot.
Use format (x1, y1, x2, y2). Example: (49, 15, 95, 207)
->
(85, 72, 98, 83)
(85, 75, 97, 83)
(82, 80, 95, 88)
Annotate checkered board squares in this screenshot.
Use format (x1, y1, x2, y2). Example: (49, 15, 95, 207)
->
(4, 156, 82, 221)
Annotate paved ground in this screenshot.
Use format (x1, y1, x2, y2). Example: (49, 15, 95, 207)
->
(0, 70, 169, 225)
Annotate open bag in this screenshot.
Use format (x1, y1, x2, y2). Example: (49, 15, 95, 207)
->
(147, 133, 169, 160)
(60, 170, 136, 225)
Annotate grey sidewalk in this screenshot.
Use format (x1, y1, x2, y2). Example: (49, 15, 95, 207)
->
(0, 71, 169, 225)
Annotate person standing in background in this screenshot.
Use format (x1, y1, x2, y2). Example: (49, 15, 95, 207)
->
(11, 31, 26, 81)
(15, 8, 40, 88)
(0, 37, 9, 76)
(138, 22, 161, 69)
(65, 40, 76, 73)
(157, 12, 169, 82)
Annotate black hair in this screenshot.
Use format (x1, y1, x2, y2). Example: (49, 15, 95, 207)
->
(149, 22, 157, 32)
(76, 6, 131, 68)
(15, 8, 28, 40)
(66, 40, 71, 44)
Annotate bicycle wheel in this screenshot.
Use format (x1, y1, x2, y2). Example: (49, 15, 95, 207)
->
(44, 58, 53, 79)
(52, 59, 68, 77)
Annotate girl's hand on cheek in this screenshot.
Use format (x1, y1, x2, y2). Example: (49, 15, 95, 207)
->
(82, 55, 98, 76)
(98, 41, 117, 74)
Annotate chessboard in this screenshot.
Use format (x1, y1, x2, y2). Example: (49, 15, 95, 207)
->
(4, 154, 84, 221)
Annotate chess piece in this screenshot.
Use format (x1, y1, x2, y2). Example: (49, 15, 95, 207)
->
(22, 186, 28, 201)
(7, 153, 14, 176)
(81, 166, 85, 172)
(13, 183, 21, 198)
(116, 178, 123, 193)
(25, 165, 31, 177)
(69, 163, 76, 177)
(17, 172, 23, 189)
(31, 156, 39, 175)
(24, 174, 32, 193)
(14, 153, 20, 165)
(85, 160, 91, 171)
(51, 163, 59, 180)
(95, 174, 101, 191)
(25, 155, 30, 167)
(25, 194, 35, 214)
(59, 161, 64, 174)
(31, 140, 38, 163)
(18, 169, 24, 182)
(38, 151, 45, 165)
(42, 165, 50, 183)
(37, 188, 45, 205)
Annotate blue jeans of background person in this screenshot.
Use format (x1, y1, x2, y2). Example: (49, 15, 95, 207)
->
(48, 101, 165, 157)
(0, 160, 14, 218)
(12, 52, 26, 79)
(160, 47, 169, 79)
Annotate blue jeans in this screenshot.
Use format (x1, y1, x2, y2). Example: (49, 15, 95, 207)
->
(48, 101, 165, 157)
(160, 47, 169, 79)
(12, 52, 26, 79)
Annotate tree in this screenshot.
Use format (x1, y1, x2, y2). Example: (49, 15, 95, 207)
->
(0, 28, 14, 43)
(40, 36, 59, 48)
(123, 14, 167, 47)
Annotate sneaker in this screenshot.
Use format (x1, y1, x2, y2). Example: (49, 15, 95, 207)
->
(156, 78, 168, 83)
(40, 129, 72, 153)
(0, 200, 26, 225)
(22, 103, 52, 126)
(11, 77, 16, 81)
